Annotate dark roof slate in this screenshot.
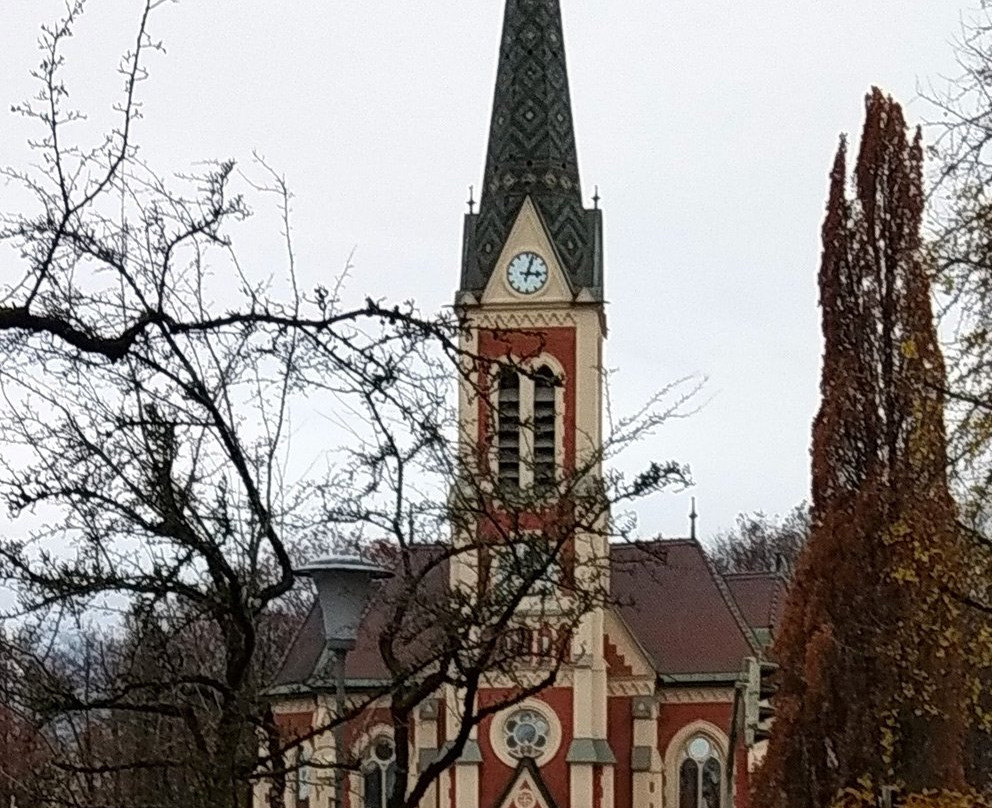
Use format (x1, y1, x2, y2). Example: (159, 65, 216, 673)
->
(461, 0, 603, 298)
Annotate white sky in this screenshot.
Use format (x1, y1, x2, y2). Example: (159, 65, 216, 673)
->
(0, 0, 976, 542)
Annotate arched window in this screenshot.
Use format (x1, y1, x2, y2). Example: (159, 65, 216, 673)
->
(497, 368, 521, 488)
(679, 735, 722, 808)
(494, 363, 560, 490)
(532, 366, 557, 487)
(363, 735, 397, 808)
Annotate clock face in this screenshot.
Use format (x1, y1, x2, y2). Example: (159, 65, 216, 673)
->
(507, 252, 549, 295)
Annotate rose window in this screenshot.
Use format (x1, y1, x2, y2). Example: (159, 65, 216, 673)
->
(503, 708, 551, 759)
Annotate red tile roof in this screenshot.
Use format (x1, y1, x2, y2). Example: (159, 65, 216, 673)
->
(273, 547, 449, 689)
(610, 540, 760, 679)
(724, 572, 787, 633)
(273, 539, 763, 689)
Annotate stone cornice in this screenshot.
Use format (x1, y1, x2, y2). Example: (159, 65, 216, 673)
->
(658, 687, 735, 705)
(606, 679, 655, 697)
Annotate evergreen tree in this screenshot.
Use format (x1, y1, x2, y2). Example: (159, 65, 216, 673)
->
(753, 89, 970, 808)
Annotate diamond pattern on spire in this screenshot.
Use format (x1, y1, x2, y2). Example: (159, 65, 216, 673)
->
(460, 0, 602, 298)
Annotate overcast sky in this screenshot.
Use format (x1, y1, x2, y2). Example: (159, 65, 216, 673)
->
(0, 0, 977, 543)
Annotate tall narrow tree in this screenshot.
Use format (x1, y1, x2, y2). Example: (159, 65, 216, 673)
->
(753, 89, 968, 808)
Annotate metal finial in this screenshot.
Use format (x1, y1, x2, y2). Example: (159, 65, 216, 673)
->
(468, 185, 476, 214)
(689, 497, 698, 541)
(593, 185, 600, 209)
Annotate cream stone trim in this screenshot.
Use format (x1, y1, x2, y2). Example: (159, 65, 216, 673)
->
(662, 721, 730, 808)
(496, 764, 556, 808)
(606, 679, 655, 697)
(480, 197, 574, 307)
(470, 309, 580, 329)
(347, 724, 397, 808)
(488, 697, 563, 769)
(657, 687, 735, 704)
(480, 670, 575, 690)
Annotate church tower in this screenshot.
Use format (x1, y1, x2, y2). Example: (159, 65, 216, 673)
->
(451, 2, 614, 807)
(454, 0, 606, 517)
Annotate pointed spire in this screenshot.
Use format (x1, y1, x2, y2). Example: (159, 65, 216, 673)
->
(461, 0, 602, 298)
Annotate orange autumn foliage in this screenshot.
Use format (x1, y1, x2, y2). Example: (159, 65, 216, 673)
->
(752, 89, 969, 808)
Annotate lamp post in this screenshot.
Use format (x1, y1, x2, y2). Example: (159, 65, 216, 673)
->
(296, 556, 392, 808)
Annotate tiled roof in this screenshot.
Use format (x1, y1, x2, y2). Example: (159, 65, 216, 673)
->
(272, 547, 449, 690)
(461, 0, 603, 299)
(724, 571, 787, 633)
(272, 540, 764, 689)
(610, 540, 761, 679)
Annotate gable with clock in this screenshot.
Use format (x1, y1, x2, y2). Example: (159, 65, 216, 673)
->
(476, 197, 587, 308)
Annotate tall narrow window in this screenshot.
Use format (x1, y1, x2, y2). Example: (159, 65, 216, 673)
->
(497, 369, 521, 488)
(533, 367, 557, 486)
(363, 736, 397, 808)
(295, 746, 311, 808)
(679, 736, 722, 808)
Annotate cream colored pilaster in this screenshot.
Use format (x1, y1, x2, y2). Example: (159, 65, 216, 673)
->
(631, 697, 662, 808)
(573, 309, 604, 475)
(455, 763, 480, 808)
(313, 697, 335, 802)
(443, 685, 480, 808)
(570, 606, 614, 808)
(570, 764, 595, 808)
(601, 766, 615, 808)
(416, 700, 440, 808)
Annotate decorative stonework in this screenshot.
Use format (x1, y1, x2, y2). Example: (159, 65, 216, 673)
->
(662, 721, 730, 808)
(470, 310, 579, 329)
(489, 698, 563, 768)
(606, 679, 655, 697)
(495, 758, 560, 808)
(658, 687, 735, 705)
(631, 696, 656, 719)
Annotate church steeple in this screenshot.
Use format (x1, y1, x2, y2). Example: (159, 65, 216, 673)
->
(460, 0, 603, 300)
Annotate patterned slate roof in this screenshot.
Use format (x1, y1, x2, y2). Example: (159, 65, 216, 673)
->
(461, 0, 603, 298)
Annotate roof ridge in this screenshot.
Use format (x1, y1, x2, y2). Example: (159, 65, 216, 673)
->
(723, 570, 784, 581)
(696, 542, 763, 658)
(611, 537, 695, 550)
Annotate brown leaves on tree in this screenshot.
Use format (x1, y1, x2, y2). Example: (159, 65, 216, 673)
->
(752, 89, 970, 808)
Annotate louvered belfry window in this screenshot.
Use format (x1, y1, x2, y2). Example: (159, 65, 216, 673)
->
(533, 367, 557, 486)
(497, 368, 522, 488)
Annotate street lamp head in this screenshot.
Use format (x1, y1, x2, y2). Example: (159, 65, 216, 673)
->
(295, 555, 393, 651)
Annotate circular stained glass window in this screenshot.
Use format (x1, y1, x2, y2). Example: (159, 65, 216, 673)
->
(372, 736, 395, 765)
(688, 736, 713, 762)
(503, 708, 551, 759)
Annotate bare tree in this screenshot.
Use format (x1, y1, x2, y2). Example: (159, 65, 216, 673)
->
(0, 5, 694, 808)
(708, 503, 810, 576)
(925, 3, 992, 537)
